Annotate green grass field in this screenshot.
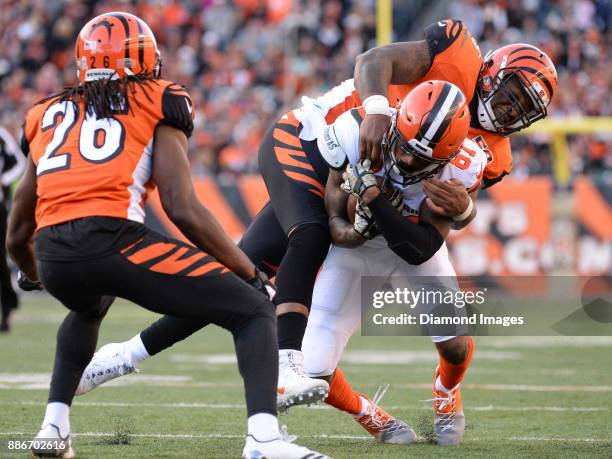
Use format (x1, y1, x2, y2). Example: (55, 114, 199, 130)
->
(1, 295, 611, 458)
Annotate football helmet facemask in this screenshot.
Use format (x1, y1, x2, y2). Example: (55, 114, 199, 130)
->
(383, 80, 470, 185)
(476, 43, 557, 136)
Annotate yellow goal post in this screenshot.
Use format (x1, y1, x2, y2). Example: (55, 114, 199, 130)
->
(519, 117, 612, 186)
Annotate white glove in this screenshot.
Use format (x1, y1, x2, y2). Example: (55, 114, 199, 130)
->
(341, 160, 378, 198)
(354, 201, 379, 239)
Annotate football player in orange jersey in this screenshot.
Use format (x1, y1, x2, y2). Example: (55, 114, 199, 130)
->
(6, 12, 328, 459)
(74, 19, 557, 446)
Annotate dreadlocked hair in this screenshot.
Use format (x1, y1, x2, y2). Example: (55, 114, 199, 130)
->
(39, 73, 160, 119)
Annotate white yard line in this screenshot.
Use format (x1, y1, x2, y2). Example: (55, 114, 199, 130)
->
(170, 350, 521, 365)
(0, 431, 609, 443)
(2, 372, 612, 392)
(8, 401, 608, 412)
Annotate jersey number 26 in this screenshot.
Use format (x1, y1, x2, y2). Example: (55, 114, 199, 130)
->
(37, 101, 125, 176)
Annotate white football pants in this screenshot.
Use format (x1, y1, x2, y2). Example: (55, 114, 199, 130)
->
(303, 237, 458, 377)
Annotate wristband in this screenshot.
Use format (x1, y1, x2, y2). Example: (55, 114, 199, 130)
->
(362, 95, 390, 116)
(452, 197, 474, 222)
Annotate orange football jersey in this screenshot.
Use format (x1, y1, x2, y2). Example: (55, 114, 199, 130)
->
(319, 20, 482, 127)
(387, 19, 482, 107)
(23, 79, 194, 230)
(468, 127, 513, 188)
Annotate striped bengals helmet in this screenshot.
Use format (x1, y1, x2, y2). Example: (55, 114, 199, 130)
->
(75, 12, 161, 82)
(476, 43, 557, 136)
(383, 80, 470, 185)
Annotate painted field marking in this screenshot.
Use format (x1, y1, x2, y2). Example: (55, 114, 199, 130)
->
(170, 350, 521, 365)
(2, 372, 612, 392)
(0, 431, 609, 443)
(9, 401, 608, 412)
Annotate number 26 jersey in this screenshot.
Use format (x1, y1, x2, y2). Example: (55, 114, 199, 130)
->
(22, 79, 194, 230)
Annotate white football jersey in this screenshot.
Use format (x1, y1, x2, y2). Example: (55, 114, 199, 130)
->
(318, 107, 488, 216)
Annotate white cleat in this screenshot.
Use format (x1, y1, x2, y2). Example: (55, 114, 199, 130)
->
(277, 350, 329, 412)
(242, 434, 330, 459)
(75, 342, 138, 396)
(31, 424, 74, 458)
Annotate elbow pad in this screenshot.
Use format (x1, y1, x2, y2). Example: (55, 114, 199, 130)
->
(368, 193, 444, 265)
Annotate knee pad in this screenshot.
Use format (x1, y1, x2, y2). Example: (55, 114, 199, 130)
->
(302, 324, 344, 377)
(274, 223, 331, 308)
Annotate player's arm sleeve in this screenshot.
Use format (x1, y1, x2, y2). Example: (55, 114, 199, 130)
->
(159, 84, 195, 138)
(368, 193, 444, 265)
(317, 108, 361, 169)
(0, 127, 26, 186)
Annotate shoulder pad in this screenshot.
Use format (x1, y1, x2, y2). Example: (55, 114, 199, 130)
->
(424, 20, 465, 56)
(442, 138, 488, 190)
(317, 125, 347, 170)
(160, 83, 194, 138)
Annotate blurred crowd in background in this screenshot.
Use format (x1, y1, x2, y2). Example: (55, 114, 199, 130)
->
(0, 0, 610, 183)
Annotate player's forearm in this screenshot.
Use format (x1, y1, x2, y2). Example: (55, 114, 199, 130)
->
(452, 206, 477, 230)
(354, 48, 393, 99)
(7, 239, 37, 281)
(329, 216, 365, 248)
(172, 205, 255, 280)
(325, 170, 365, 247)
(354, 42, 431, 99)
(368, 193, 444, 265)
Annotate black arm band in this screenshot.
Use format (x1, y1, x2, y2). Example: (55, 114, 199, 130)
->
(368, 193, 444, 265)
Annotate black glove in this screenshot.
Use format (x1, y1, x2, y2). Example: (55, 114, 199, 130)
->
(17, 271, 43, 291)
(247, 268, 276, 301)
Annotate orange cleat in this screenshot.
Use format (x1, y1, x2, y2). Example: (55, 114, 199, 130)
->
(354, 385, 417, 444)
(431, 366, 465, 445)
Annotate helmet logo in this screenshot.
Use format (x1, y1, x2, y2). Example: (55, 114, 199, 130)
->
(531, 81, 549, 106)
(83, 40, 97, 51)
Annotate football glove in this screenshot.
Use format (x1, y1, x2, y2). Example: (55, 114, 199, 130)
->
(354, 201, 379, 239)
(247, 267, 276, 301)
(387, 187, 406, 213)
(341, 160, 378, 198)
(17, 270, 43, 291)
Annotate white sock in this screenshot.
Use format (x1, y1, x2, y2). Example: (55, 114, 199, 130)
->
(355, 395, 371, 418)
(435, 376, 453, 394)
(247, 413, 280, 442)
(42, 402, 70, 438)
(123, 334, 150, 366)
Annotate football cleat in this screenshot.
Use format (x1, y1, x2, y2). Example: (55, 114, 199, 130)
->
(75, 342, 138, 396)
(277, 350, 329, 412)
(31, 423, 74, 458)
(355, 385, 417, 444)
(429, 366, 465, 445)
(242, 434, 330, 459)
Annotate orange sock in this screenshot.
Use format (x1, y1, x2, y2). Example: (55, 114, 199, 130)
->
(325, 368, 362, 415)
(439, 337, 475, 389)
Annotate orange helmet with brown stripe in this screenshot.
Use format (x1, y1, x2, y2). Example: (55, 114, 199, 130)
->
(75, 11, 161, 82)
(383, 80, 470, 185)
(476, 43, 557, 136)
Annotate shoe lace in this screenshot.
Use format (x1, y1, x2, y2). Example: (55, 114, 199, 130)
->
(86, 353, 134, 381)
(286, 352, 307, 377)
(422, 387, 459, 432)
(360, 384, 404, 435)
